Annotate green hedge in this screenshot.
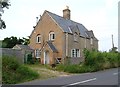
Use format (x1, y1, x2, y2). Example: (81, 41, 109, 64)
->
(55, 50, 119, 73)
(2, 55, 39, 84)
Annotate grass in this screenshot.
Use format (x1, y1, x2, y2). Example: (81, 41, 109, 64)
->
(25, 64, 71, 80)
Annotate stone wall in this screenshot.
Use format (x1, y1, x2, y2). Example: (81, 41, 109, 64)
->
(70, 57, 84, 64)
(1, 48, 24, 64)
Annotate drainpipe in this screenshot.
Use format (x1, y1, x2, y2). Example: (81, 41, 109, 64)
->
(66, 33, 68, 57)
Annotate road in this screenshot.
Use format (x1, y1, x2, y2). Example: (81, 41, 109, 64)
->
(19, 68, 119, 86)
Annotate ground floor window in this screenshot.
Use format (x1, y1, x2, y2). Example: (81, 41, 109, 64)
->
(35, 49, 41, 58)
(71, 49, 80, 57)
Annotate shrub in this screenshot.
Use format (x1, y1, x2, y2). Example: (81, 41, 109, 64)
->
(56, 64, 65, 71)
(55, 50, 119, 74)
(16, 65, 39, 81)
(24, 54, 34, 64)
(2, 55, 39, 84)
(63, 65, 79, 73)
(2, 55, 20, 71)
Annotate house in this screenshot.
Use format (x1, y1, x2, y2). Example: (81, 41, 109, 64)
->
(13, 44, 34, 63)
(29, 6, 98, 64)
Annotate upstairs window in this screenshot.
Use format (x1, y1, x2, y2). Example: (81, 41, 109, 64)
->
(71, 49, 80, 57)
(49, 32, 55, 41)
(36, 34, 41, 43)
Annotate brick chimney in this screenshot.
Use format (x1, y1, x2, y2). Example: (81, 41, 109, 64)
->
(63, 6, 70, 20)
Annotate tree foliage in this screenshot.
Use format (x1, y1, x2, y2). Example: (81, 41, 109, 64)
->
(2, 36, 30, 48)
(0, 0, 10, 29)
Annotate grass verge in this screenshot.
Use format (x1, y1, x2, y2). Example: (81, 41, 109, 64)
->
(25, 64, 71, 80)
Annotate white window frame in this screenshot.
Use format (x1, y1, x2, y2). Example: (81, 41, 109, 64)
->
(36, 34, 41, 43)
(71, 49, 80, 57)
(49, 32, 55, 41)
(35, 49, 41, 58)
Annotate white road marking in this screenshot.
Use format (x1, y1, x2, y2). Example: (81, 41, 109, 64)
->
(113, 72, 120, 75)
(69, 78, 96, 86)
(113, 73, 118, 75)
(62, 78, 97, 87)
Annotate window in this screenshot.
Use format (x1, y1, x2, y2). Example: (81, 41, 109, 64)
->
(74, 33, 77, 41)
(36, 34, 41, 43)
(71, 49, 80, 57)
(35, 49, 41, 58)
(90, 38, 93, 44)
(49, 32, 55, 40)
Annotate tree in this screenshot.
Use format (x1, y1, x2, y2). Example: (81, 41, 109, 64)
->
(22, 37, 30, 45)
(109, 47, 118, 53)
(2, 36, 30, 48)
(0, 0, 10, 29)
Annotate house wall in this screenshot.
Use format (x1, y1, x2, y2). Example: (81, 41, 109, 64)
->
(66, 33, 98, 64)
(93, 39, 98, 50)
(29, 12, 65, 64)
(66, 34, 84, 64)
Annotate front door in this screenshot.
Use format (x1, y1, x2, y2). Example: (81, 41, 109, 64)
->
(44, 51, 50, 64)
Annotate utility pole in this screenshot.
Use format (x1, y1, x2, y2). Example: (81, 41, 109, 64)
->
(112, 34, 114, 48)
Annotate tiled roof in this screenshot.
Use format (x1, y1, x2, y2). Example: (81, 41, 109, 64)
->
(46, 11, 96, 38)
(14, 44, 33, 50)
(47, 41, 58, 53)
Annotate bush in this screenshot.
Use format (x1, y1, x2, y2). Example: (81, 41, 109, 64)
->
(83, 49, 119, 70)
(24, 54, 34, 64)
(2, 55, 20, 71)
(16, 65, 39, 82)
(55, 50, 119, 74)
(2, 55, 39, 84)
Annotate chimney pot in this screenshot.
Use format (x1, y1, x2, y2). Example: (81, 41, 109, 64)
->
(63, 6, 70, 20)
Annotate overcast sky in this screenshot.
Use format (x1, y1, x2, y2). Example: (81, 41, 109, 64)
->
(0, 0, 119, 51)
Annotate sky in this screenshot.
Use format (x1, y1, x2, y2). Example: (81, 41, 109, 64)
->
(0, 0, 119, 51)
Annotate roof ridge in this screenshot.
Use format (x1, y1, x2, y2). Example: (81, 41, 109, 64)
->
(46, 10, 85, 27)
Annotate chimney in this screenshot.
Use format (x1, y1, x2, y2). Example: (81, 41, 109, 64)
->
(63, 6, 70, 20)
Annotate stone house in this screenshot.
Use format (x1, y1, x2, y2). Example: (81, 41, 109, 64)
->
(29, 7, 98, 64)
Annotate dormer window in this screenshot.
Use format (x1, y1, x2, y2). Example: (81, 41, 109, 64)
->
(74, 32, 78, 41)
(49, 32, 55, 41)
(36, 34, 41, 43)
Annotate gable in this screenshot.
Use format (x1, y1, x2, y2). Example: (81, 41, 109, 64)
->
(30, 10, 64, 38)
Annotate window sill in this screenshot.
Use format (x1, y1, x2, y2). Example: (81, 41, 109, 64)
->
(49, 40, 55, 42)
(36, 57, 41, 59)
(36, 42, 41, 44)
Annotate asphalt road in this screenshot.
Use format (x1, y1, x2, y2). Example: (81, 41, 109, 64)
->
(19, 68, 119, 86)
